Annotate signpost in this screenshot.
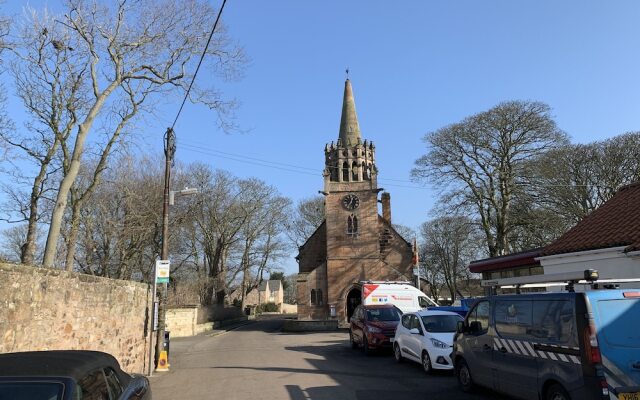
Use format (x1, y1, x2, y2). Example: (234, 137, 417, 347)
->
(156, 260, 170, 284)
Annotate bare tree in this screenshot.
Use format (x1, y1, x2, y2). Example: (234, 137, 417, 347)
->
(7, 0, 244, 268)
(413, 101, 567, 257)
(527, 132, 640, 226)
(1, 11, 88, 264)
(286, 196, 325, 247)
(420, 216, 481, 303)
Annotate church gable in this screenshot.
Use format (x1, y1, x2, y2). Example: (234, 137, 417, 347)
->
(297, 221, 327, 273)
(378, 215, 412, 259)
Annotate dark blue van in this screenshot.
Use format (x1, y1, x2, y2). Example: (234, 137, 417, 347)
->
(453, 287, 640, 400)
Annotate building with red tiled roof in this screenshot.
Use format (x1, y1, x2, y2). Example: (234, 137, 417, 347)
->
(465, 182, 640, 291)
(537, 182, 640, 284)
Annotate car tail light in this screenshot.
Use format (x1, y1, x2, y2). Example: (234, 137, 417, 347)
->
(623, 292, 640, 298)
(599, 378, 609, 396)
(584, 324, 601, 365)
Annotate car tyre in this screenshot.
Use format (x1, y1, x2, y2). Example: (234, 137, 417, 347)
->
(456, 358, 474, 393)
(349, 330, 358, 349)
(546, 383, 570, 400)
(421, 350, 433, 375)
(363, 336, 371, 356)
(394, 343, 404, 363)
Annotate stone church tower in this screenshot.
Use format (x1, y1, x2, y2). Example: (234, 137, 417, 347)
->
(296, 79, 414, 325)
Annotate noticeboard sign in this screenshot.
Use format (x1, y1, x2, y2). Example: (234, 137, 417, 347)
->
(156, 260, 170, 284)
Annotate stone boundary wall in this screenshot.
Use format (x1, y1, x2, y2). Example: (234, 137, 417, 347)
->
(282, 319, 338, 332)
(166, 305, 246, 337)
(282, 303, 297, 314)
(0, 263, 152, 374)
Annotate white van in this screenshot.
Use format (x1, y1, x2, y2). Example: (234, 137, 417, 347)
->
(361, 281, 438, 313)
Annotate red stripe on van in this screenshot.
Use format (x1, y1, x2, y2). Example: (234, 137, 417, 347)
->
(363, 285, 378, 299)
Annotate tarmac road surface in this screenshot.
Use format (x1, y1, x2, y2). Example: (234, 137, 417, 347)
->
(149, 317, 509, 400)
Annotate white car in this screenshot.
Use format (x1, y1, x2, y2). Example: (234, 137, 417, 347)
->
(393, 310, 463, 374)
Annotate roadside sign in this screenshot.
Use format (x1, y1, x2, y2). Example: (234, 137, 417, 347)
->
(156, 260, 170, 284)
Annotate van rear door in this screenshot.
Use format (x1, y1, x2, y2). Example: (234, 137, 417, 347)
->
(587, 290, 640, 398)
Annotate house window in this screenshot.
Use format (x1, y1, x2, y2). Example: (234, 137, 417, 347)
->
(342, 162, 349, 181)
(347, 214, 358, 236)
(310, 289, 323, 306)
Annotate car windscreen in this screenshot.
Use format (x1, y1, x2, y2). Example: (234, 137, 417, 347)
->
(366, 308, 400, 322)
(421, 315, 463, 332)
(596, 298, 640, 348)
(0, 382, 64, 400)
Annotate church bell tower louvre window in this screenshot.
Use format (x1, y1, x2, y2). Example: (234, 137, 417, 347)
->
(347, 214, 359, 237)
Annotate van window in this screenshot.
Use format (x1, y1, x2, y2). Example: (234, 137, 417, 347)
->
(596, 299, 640, 348)
(495, 300, 533, 339)
(532, 300, 576, 345)
(467, 301, 490, 334)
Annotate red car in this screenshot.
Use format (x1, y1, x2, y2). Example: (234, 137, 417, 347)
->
(349, 304, 401, 354)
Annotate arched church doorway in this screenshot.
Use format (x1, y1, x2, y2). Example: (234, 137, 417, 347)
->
(346, 287, 362, 321)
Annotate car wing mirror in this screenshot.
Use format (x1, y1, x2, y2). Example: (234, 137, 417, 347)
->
(121, 375, 150, 400)
(469, 321, 482, 334)
(456, 320, 467, 334)
(409, 328, 421, 335)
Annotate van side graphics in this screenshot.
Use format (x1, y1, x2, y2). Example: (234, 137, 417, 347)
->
(493, 337, 581, 364)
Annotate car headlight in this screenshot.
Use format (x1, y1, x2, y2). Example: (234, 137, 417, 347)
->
(430, 338, 449, 349)
(366, 325, 382, 333)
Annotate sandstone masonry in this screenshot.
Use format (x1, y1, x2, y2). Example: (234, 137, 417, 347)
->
(0, 262, 152, 374)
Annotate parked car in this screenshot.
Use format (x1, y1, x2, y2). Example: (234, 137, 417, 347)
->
(349, 304, 401, 354)
(393, 310, 463, 374)
(0, 350, 151, 400)
(428, 297, 478, 317)
(453, 280, 640, 400)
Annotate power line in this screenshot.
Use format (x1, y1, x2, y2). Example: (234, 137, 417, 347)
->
(179, 142, 435, 190)
(170, 0, 228, 130)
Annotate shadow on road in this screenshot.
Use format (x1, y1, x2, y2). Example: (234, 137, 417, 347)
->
(211, 324, 509, 400)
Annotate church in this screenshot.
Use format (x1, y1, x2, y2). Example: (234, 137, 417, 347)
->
(296, 79, 414, 325)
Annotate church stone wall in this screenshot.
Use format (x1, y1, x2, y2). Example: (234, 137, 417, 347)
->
(297, 223, 326, 274)
(296, 263, 328, 320)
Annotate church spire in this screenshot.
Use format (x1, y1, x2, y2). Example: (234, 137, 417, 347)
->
(338, 79, 361, 147)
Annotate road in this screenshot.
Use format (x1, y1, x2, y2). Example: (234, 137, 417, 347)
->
(149, 317, 509, 400)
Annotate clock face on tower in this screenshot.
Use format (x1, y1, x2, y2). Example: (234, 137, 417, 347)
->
(342, 194, 360, 210)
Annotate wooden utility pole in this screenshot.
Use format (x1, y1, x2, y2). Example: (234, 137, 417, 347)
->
(155, 127, 175, 369)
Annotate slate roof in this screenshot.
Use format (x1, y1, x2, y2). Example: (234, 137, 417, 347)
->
(542, 182, 640, 256)
(259, 280, 282, 292)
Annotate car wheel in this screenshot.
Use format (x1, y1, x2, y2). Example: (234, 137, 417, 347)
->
(394, 343, 404, 363)
(363, 336, 371, 356)
(456, 358, 474, 393)
(421, 350, 432, 374)
(546, 384, 571, 400)
(349, 330, 358, 349)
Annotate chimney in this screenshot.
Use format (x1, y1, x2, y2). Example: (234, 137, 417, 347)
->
(381, 192, 391, 223)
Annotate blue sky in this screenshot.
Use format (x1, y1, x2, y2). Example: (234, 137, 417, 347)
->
(3, 1, 640, 273)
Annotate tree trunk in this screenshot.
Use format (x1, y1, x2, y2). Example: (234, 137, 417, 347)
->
(42, 83, 117, 268)
(64, 200, 82, 271)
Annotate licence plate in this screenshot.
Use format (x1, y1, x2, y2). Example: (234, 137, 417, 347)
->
(620, 392, 640, 400)
(390, 338, 395, 342)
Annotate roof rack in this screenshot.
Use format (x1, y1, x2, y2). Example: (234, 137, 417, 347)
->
(481, 269, 600, 293)
(359, 280, 412, 285)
